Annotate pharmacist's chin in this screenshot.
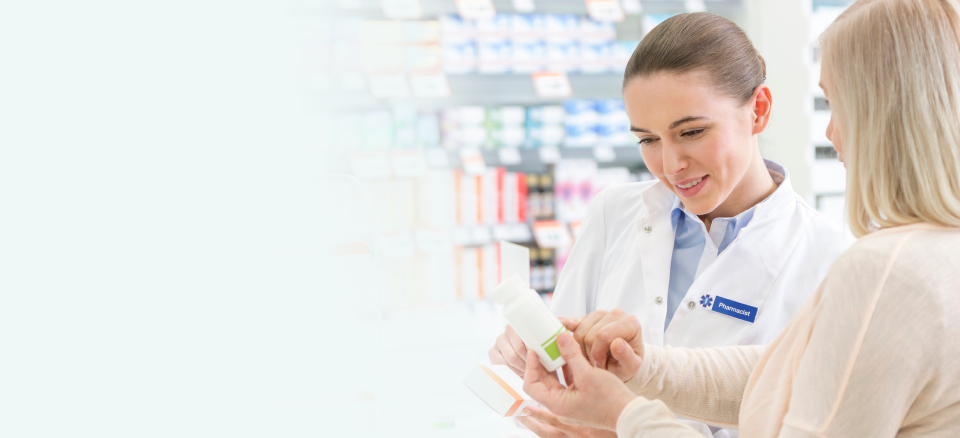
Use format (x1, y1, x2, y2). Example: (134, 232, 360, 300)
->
(675, 190, 721, 217)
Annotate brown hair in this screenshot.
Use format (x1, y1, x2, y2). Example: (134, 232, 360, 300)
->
(624, 12, 766, 105)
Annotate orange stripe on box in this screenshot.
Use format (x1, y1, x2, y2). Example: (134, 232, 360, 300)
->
(479, 365, 524, 416)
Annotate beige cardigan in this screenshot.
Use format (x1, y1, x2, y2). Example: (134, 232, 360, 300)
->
(617, 223, 960, 437)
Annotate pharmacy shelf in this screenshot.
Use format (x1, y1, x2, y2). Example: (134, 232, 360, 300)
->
(322, 145, 645, 175)
(311, 72, 626, 111)
(305, 0, 745, 18)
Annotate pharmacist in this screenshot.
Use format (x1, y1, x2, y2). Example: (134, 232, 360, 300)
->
(488, 13, 852, 438)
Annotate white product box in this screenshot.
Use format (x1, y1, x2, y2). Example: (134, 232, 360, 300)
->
(457, 246, 481, 300)
(442, 41, 478, 74)
(527, 105, 566, 125)
(463, 365, 538, 417)
(440, 13, 478, 42)
(510, 13, 546, 39)
(459, 106, 488, 125)
(477, 14, 512, 38)
(478, 38, 513, 74)
(546, 40, 581, 72)
(402, 20, 441, 44)
(579, 18, 616, 41)
(579, 40, 614, 73)
(480, 243, 500, 298)
(480, 169, 500, 224)
(511, 39, 546, 73)
(404, 45, 442, 72)
(545, 14, 581, 41)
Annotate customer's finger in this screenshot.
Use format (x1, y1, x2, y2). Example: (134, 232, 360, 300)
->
(608, 338, 643, 381)
(583, 309, 626, 366)
(589, 314, 641, 368)
(572, 311, 607, 356)
(505, 325, 529, 364)
(492, 332, 526, 376)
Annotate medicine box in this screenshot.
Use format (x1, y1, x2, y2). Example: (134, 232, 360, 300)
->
(463, 365, 538, 417)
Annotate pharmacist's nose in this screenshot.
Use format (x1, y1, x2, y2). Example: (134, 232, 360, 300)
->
(662, 141, 688, 176)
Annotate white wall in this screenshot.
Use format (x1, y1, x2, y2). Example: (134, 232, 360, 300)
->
(744, 0, 814, 202)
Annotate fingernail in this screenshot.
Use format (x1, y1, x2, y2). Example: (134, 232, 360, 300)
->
(522, 409, 532, 416)
(558, 332, 571, 346)
(614, 339, 625, 354)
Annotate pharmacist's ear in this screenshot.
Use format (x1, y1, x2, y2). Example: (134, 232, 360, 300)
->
(559, 316, 582, 332)
(751, 84, 773, 135)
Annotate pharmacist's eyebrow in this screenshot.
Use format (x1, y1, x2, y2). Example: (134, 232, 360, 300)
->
(630, 116, 707, 133)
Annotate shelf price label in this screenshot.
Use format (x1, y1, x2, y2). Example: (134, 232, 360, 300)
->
(593, 145, 617, 163)
(459, 148, 488, 175)
(380, 0, 423, 19)
(532, 220, 572, 249)
(415, 229, 451, 253)
(497, 147, 522, 166)
(389, 150, 428, 177)
(585, 0, 625, 22)
(456, 0, 496, 19)
(532, 72, 573, 99)
(471, 226, 493, 245)
(494, 223, 533, 243)
(512, 0, 536, 12)
(538, 146, 562, 163)
(350, 153, 392, 179)
(409, 72, 451, 98)
(451, 227, 473, 246)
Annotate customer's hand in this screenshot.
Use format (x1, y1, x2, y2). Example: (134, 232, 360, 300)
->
(517, 406, 617, 438)
(565, 309, 645, 381)
(489, 318, 584, 377)
(522, 332, 636, 431)
(489, 324, 528, 377)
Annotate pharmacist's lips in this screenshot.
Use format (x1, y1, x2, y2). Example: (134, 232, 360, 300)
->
(673, 175, 707, 189)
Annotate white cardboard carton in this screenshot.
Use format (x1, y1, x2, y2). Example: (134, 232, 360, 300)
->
(463, 365, 538, 417)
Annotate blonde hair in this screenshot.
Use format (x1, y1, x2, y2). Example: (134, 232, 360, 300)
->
(821, 0, 960, 236)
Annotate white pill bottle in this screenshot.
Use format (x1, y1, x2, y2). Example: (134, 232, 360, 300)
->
(492, 274, 567, 372)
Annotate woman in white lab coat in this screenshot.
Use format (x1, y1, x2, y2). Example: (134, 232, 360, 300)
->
(488, 13, 850, 438)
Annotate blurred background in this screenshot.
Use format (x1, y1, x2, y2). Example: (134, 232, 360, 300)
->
(0, 1, 852, 437)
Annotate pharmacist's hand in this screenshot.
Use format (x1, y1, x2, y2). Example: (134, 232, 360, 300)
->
(569, 309, 644, 381)
(517, 406, 617, 438)
(489, 324, 528, 377)
(522, 332, 635, 431)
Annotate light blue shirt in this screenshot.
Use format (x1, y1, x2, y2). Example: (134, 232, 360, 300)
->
(663, 198, 759, 330)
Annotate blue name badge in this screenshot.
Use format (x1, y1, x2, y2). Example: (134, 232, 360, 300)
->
(711, 296, 758, 323)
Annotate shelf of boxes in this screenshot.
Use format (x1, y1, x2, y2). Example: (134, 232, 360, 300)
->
(305, 0, 745, 18)
(309, 5, 749, 108)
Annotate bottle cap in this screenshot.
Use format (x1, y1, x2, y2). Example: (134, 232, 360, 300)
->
(491, 274, 526, 305)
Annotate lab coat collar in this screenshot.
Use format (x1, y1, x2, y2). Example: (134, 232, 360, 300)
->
(639, 159, 795, 225)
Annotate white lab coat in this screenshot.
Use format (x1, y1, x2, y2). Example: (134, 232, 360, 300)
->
(551, 162, 851, 437)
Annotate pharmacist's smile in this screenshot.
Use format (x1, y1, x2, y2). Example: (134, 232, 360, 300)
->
(674, 175, 709, 198)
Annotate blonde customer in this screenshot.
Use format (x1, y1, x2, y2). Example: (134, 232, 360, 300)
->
(521, 0, 960, 436)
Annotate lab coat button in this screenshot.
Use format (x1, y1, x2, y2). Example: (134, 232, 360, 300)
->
(644, 226, 653, 233)
(687, 301, 696, 310)
(655, 296, 663, 305)
(708, 246, 716, 253)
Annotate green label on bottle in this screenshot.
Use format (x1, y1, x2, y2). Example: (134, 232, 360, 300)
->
(540, 327, 566, 361)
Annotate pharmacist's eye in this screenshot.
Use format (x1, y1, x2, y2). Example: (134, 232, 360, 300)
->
(638, 137, 658, 146)
(681, 129, 704, 138)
